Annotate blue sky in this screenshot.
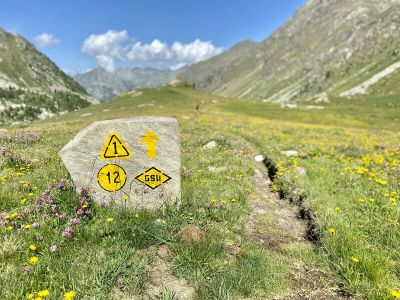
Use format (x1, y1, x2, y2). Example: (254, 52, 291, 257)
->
(0, 0, 306, 73)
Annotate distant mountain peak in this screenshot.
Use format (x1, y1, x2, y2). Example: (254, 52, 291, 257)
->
(74, 66, 185, 101)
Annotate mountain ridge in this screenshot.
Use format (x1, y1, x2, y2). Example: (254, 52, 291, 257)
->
(178, 0, 400, 102)
(74, 67, 186, 101)
(0, 28, 95, 124)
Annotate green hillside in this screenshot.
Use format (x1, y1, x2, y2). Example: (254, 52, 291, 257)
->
(178, 0, 400, 103)
(0, 28, 94, 124)
(1, 85, 399, 299)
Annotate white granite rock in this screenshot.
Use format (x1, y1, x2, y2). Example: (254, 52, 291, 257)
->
(203, 140, 218, 149)
(281, 150, 299, 157)
(59, 116, 181, 209)
(254, 155, 265, 162)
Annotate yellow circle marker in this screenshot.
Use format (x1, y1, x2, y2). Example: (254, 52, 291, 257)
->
(97, 164, 127, 192)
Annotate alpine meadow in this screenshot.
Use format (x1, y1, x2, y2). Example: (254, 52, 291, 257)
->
(0, 0, 399, 299)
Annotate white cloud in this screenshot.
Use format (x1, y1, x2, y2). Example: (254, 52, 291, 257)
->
(81, 30, 224, 72)
(34, 33, 61, 48)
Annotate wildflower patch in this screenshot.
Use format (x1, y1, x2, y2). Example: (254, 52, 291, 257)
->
(59, 117, 180, 209)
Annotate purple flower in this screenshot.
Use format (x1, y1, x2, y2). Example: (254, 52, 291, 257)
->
(50, 244, 58, 253)
(52, 179, 68, 191)
(80, 187, 91, 198)
(36, 235, 43, 241)
(21, 267, 31, 273)
(42, 214, 49, 221)
(61, 227, 74, 239)
(70, 218, 80, 226)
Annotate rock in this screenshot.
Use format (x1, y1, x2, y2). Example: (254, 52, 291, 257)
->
(178, 224, 205, 243)
(59, 117, 181, 209)
(157, 245, 170, 260)
(138, 103, 155, 108)
(255, 155, 265, 162)
(207, 166, 227, 173)
(167, 79, 182, 87)
(203, 140, 218, 149)
(294, 166, 307, 175)
(281, 150, 299, 157)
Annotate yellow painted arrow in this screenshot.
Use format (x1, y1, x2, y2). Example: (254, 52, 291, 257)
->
(140, 131, 160, 159)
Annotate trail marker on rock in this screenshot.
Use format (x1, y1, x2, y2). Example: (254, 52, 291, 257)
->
(59, 117, 180, 209)
(100, 132, 132, 160)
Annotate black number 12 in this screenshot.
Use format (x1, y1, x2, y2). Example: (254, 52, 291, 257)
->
(106, 171, 120, 184)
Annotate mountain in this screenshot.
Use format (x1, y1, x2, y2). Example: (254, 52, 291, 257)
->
(74, 67, 185, 101)
(0, 28, 95, 124)
(178, 0, 400, 103)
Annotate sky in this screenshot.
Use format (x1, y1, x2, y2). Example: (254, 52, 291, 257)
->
(0, 0, 306, 73)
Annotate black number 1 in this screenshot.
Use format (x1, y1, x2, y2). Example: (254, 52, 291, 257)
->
(106, 171, 120, 184)
(113, 142, 118, 154)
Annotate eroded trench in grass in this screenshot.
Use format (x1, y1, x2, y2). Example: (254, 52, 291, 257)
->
(244, 152, 356, 299)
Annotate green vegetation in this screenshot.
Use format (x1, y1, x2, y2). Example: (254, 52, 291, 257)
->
(0, 85, 399, 299)
(0, 87, 90, 123)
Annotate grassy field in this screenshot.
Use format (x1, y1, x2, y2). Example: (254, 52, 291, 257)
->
(0, 85, 399, 299)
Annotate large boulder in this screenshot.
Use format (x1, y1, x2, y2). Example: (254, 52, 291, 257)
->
(59, 117, 181, 209)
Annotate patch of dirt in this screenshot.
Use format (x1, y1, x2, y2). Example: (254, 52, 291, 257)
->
(246, 166, 309, 252)
(178, 224, 205, 243)
(144, 246, 196, 300)
(247, 163, 359, 300)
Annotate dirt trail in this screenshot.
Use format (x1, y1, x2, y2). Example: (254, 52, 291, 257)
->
(247, 162, 358, 300)
(144, 253, 195, 300)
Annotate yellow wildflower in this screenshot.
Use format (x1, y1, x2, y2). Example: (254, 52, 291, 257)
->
(391, 290, 400, 299)
(29, 244, 37, 251)
(328, 228, 335, 234)
(10, 212, 18, 218)
(28, 192, 34, 197)
(27, 294, 34, 299)
(231, 199, 237, 202)
(376, 178, 387, 185)
(21, 198, 27, 204)
(6, 226, 13, 231)
(106, 217, 114, 223)
(37, 290, 49, 297)
(82, 204, 88, 208)
(134, 213, 139, 218)
(351, 257, 359, 263)
(63, 291, 76, 300)
(24, 224, 32, 229)
(210, 199, 217, 203)
(369, 198, 375, 203)
(122, 195, 129, 201)
(357, 198, 365, 203)
(335, 207, 341, 213)
(28, 256, 39, 265)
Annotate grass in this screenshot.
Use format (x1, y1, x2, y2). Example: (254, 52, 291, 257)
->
(0, 85, 399, 299)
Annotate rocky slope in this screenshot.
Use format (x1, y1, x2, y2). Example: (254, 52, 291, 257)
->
(0, 28, 94, 123)
(178, 0, 400, 103)
(74, 67, 185, 101)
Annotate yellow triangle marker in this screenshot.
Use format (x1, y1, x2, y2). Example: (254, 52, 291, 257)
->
(140, 131, 160, 159)
(100, 132, 132, 160)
